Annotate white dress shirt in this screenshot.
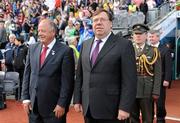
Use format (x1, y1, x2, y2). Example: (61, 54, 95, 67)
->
(41, 38, 56, 57)
(151, 42, 160, 48)
(90, 32, 112, 59)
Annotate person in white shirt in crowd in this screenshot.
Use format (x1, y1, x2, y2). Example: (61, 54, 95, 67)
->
(146, 0, 156, 9)
(27, 32, 36, 45)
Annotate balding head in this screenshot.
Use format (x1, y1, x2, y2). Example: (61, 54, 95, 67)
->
(38, 19, 57, 46)
(39, 19, 57, 33)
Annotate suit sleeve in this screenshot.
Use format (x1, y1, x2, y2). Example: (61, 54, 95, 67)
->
(164, 48, 172, 82)
(152, 49, 162, 95)
(73, 44, 83, 104)
(21, 47, 31, 100)
(57, 47, 75, 108)
(119, 40, 137, 113)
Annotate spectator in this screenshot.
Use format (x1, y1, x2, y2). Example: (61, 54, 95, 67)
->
(22, 17, 31, 41)
(0, 20, 7, 49)
(146, 0, 156, 9)
(0, 50, 3, 71)
(27, 32, 36, 45)
(139, 0, 148, 24)
(69, 36, 79, 70)
(128, 1, 138, 13)
(155, 0, 164, 7)
(4, 33, 16, 72)
(13, 35, 28, 100)
(77, 21, 94, 51)
(113, 0, 121, 14)
(64, 19, 75, 43)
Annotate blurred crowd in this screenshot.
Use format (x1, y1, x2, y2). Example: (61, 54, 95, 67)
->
(0, 0, 175, 99)
(0, 0, 175, 53)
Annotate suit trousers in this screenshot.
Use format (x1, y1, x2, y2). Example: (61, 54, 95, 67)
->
(15, 69, 24, 100)
(84, 107, 125, 123)
(29, 98, 66, 123)
(130, 98, 153, 123)
(156, 86, 166, 123)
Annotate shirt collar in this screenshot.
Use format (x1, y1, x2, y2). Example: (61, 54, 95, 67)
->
(94, 32, 112, 43)
(42, 38, 56, 50)
(136, 43, 145, 50)
(152, 42, 160, 48)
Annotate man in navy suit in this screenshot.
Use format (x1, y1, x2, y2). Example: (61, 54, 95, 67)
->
(149, 30, 172, 123)
(73, 9, 137, 123)
(21, 19, 75, 123)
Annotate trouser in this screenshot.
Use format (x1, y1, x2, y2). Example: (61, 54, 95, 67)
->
(14, 69, 24, 100)
(130, 98, 154, 123)
(84, 107, 125, 123)
(156, 86, 166, 123)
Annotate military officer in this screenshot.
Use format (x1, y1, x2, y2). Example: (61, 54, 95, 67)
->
(130, 24, 162, 123)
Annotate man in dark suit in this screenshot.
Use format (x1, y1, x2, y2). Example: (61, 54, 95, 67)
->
(21, 19, 75, 123)
(73, 9, 137, 123)
(130, 24, 162, 123)
(149, 30, 172, 123)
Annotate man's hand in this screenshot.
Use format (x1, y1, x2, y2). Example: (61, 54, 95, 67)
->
(152, 95, 159, 102)
(163, 80, 169, 87)
(53, 105, 65, 119)
(23, 102, 32, 114)
(117, 110, 130, 120)
(74, 104, 83, 112)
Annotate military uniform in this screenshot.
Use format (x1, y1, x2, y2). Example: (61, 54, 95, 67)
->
(130, 24, 162, 123)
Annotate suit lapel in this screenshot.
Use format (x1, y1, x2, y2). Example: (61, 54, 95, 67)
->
(158, 44, 162, 52)
(36, 43, 42, 71)
(40, 41, 58, 70)
(86, 38, 94, 69)
(92, 33, 117, 68)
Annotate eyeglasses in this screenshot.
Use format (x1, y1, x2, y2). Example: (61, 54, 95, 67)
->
(134, 32, 146, 35)
(93, 18, 109, 23)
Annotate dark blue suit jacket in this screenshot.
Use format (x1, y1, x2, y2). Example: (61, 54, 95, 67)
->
(22, 40, 75, 117)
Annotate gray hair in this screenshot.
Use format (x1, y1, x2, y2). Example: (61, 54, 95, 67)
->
(39, 19, 57, 34)
(9, 33, 16, 39)
(149, 30, 161, 37)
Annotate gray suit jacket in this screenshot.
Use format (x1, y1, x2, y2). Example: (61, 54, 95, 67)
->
(74, 33, 137, 119)
(21, 41, 75, 117)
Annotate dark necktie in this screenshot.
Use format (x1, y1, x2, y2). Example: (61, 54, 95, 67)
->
(91, 40, 102, 65)
(40, 46, 48, 66)
(137, 47, 142, 53)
